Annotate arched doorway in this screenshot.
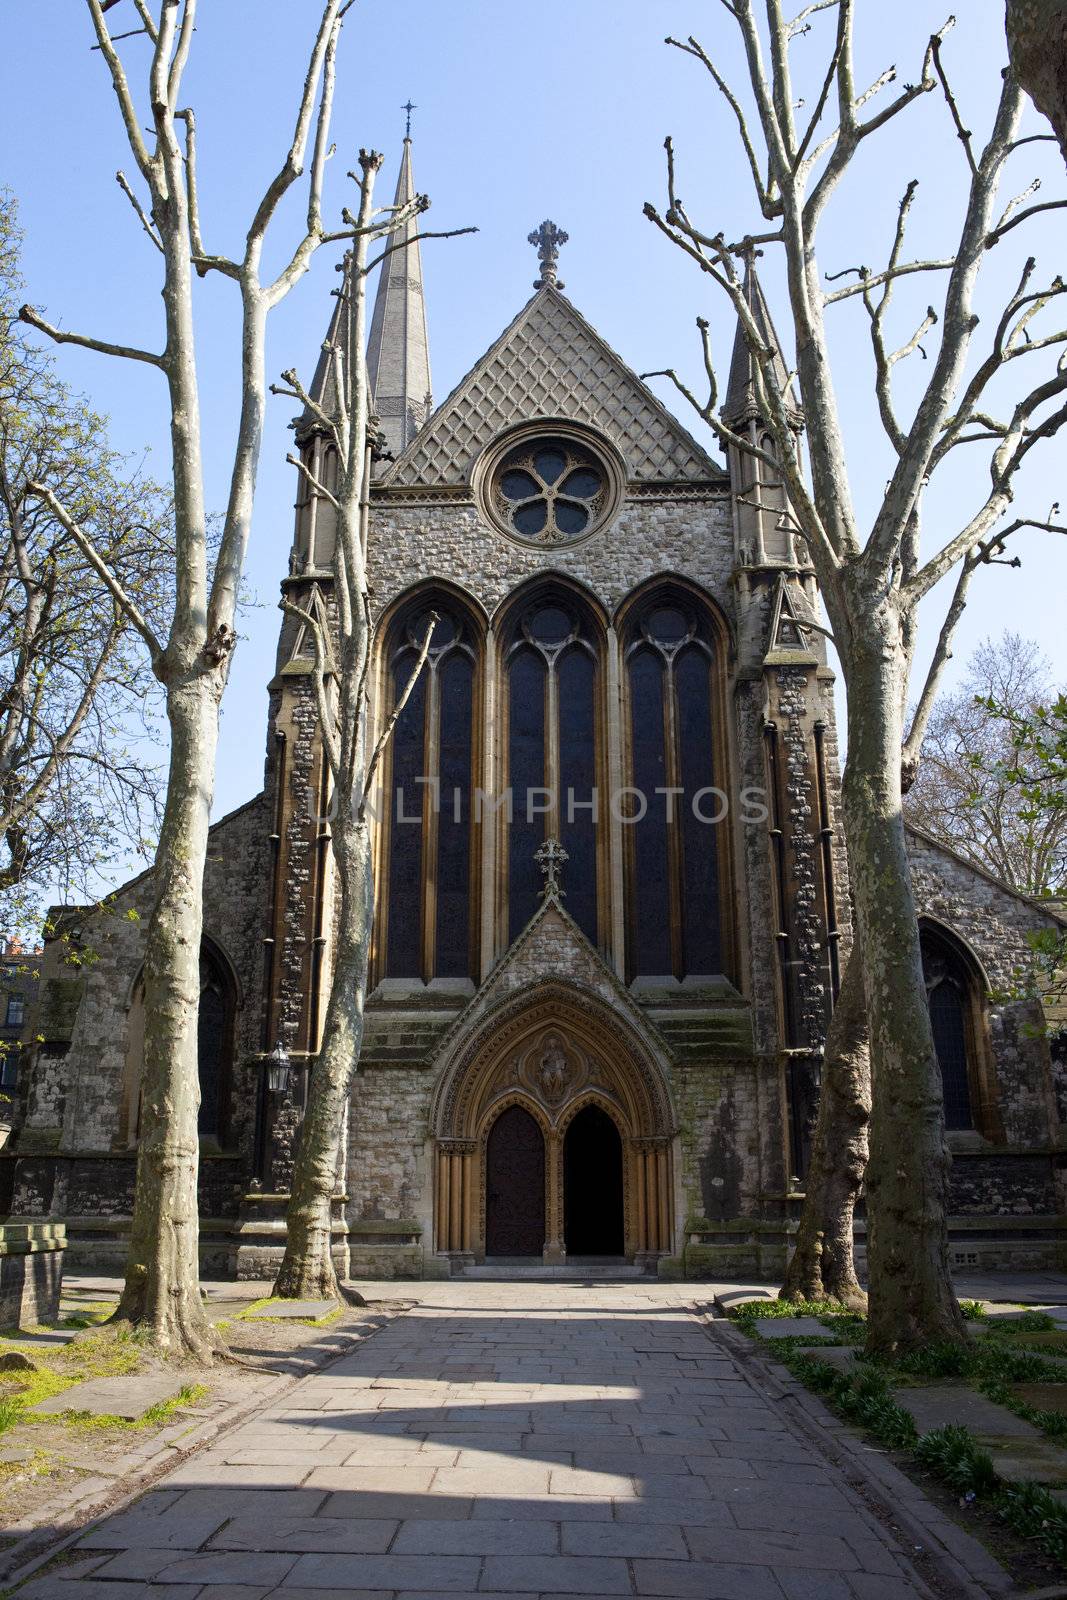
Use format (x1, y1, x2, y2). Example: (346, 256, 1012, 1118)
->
(564, 1103, 623, 1256)
(485, 1105, 545, 1257)
(429, 982, 676, 1265)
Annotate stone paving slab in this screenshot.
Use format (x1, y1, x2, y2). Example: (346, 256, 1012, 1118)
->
(750, 1316, 833, 1340)
(32, 1374, 186, 1419)
(21, 1281, 1012, 1600)
(891, 1382, 1046, 1438)
(243, 1300, 337, 1321)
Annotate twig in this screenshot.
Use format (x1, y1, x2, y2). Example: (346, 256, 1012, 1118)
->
(115, 169, 164, 253)
(18, 304, 166, 370)
(24, 484, 163, 664)
(359, 611, 438, 817)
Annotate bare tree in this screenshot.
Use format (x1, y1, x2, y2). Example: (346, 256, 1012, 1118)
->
(19, 0, 355, 1357)
(269, 159, 473, 1299)
(780, 951, 869, 1309)
(907, 633, 1066, 894)
(0, 194, 170, 918)
(645, 6, 1067, 1351)
(1007, 0, 1067, 163)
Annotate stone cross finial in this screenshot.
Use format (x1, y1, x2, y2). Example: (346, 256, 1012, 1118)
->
(733, 236, 765, 270)
(402, 100, 416, 140)
(535, 836, 569, 899)
(528, 220, 568, 290)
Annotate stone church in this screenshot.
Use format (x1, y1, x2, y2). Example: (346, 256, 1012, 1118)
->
(6, 139, 1065, 1280)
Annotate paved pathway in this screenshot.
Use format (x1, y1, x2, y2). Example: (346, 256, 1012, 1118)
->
(24, 1283, 985, 1600)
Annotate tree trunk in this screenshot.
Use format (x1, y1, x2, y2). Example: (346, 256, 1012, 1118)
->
(1006, 1, 1067, 163)
(780, 950, 869, 1310)
(113, 676, 224, 1359)
(842, 629, 966, 1355)
(273, 819, 372, 1299)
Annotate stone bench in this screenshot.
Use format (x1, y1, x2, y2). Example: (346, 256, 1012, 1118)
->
(0, 1219, 66, 1329)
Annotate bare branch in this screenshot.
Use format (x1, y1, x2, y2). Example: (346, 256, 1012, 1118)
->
(247, 0, 344, 251)
(18, 304, 166, 370)
(987, 197, 1067, 246)
(902, 547, 979, 777)
(115, 169, 163, 253)
(85, 0, 154, 179)
(174, 108, 238, 278)
(787, 0, 840, 39)
(24, 483, 163, 664)
(359, 611, 438, 816)
(666, 34, 777, 214)
(931, 28, 976, 175)
(324, 224, 479, 268)
(823, 257, 954, 304)
(285, 450, 340, 511)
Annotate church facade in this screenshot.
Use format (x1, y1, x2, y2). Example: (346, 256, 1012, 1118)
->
(6, 141, 1065, 1280)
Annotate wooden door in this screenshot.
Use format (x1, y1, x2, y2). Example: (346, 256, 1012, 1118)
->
(485, 1105, 545, 1257)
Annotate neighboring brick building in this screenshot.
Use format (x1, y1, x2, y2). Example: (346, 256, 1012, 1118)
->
(0, 939, 39, 1098)
(4, 139, 1064, 1278)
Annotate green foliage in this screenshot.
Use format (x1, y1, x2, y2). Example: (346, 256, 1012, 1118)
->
(914, 1424, 997, 1494)
(967, 684, 1067, 1035)
(0, 188, 174, 928)
(770, 1341, 918, 1450)
(995, 1481, 1067, 1566)
(987, 1310, 1057, 1334)
(959, 1299, 987, 1320)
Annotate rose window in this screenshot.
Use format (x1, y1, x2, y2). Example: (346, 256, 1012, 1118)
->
(491, 436, 607, 545)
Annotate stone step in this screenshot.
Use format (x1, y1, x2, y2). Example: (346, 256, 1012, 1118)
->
(455, 1260, 649, 1281)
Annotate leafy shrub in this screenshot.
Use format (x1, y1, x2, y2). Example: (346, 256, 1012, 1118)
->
(914, 1425, 997, 1495)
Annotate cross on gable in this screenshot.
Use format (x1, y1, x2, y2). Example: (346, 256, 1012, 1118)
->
(528, 220, 569, 290)
(535, 836, 569, 899)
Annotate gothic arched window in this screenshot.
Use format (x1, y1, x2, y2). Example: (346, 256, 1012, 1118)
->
(624, 594, 724, 981)
(197, 944, 235, 1142)
(382, 600, 478, 982)
(504, 596, 601, 946)
(122, 940, 236, 1148)
(920, 923, 987, 1132)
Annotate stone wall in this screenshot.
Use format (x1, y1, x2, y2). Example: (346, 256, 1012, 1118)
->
(367, 492, 735, 624)
(908, 827, 1062, 1156)
(6, 795, 269, 1227)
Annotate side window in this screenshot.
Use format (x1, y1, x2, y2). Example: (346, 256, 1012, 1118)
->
(921, 926, 980, 1131)
(625, 600, 722, 981)
(383, 603, 478, 981)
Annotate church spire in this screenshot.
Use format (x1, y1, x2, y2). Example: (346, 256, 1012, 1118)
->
(722, 251, 800, 428)
(365, 122, 433, 460)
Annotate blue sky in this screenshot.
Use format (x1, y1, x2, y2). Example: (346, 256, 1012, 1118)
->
(3, 1, 1065, 871)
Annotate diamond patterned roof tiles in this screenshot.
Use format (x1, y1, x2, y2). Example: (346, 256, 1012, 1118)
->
(381, 286, 723, 489)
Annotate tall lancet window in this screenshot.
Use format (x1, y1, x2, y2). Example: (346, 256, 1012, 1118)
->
(381, 599, 478, 982)
(920, 923, 990, 1132)
(624, 593, 723, 980)
(505, 596, 601, 946)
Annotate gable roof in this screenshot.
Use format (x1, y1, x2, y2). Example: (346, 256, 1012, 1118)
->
(429, 890, 675, 1078)
(380, 284, 724, 489)
(906, 821, 1067, 927)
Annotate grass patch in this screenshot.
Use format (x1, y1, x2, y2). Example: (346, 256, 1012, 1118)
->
(986, 1311, 1058, 1335)
(960, 1300, 987, 1320)
(50, 1382, 209, 1432)
(236, 1296, 341, 1327)
(731, 1297, 865, 1346)
(0, 1324, 202, 1438)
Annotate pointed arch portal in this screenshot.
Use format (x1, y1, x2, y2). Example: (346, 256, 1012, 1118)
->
(430, 982, 675, 1264)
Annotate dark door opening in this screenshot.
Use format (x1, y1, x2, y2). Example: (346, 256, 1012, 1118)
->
(564, 1103, 624, 1256)
(485, 1105, 545, 1257)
